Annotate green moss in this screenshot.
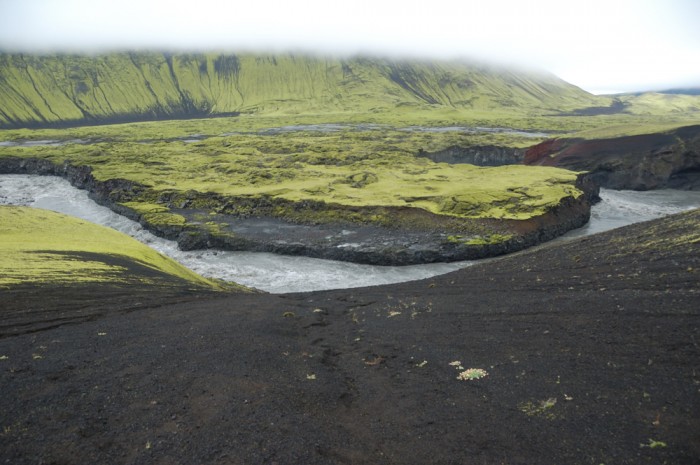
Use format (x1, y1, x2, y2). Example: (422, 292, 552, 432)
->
(564, 121, 700, 139)
(142, 212, 187, 227)
(519, 398, 559, 419)
(446, 233, 513, 245)
(0, 126, 582, 223)
(464, 234, 514, 245)
(118, 201, 187, 228)
(0, 206, 247, 291)
(640, 439, 668, 449)
(119, 202, 170, 214)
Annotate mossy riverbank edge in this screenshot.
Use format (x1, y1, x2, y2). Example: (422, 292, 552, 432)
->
(0, 156, 598, 265)
(0, 205, 247, 294)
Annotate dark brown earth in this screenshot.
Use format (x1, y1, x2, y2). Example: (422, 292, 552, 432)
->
(1, 209, 699, 464)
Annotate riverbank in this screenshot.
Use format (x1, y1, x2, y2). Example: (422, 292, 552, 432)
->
(4, 174, 700, 292)
(0, 156, 597, 265)
(1, 208, 698, 464)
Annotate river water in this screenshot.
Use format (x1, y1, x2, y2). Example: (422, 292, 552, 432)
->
(2, 174, 699, 293)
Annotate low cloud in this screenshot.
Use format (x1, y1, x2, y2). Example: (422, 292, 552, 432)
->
(1, 0, 698, 93)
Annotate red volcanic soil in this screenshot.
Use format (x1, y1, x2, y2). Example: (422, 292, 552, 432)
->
(1, 209, 699, 464)
(524, 125, 700, 190)
(524, 134, 675, 168)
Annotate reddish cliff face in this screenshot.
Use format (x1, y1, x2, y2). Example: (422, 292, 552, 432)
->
(524, 125, 700, 190)
(522, 138, 570, 165)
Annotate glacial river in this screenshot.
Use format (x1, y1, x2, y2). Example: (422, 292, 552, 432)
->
(2, 174, 700, 293)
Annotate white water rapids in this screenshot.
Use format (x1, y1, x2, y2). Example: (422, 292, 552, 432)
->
(2, 174, 700, 293)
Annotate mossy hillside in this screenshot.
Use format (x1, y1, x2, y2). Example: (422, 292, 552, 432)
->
(549, 94, 700, 139)
(0, 206, 245, 290)
(562, 121, 700, 140)
(0, 128, 582, 223)
(2, 52, 699, 137)
(617, 92, 700, 116)
(0, 52, 609, 128)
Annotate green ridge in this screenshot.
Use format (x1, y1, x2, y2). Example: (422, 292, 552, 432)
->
(0, 52, 607, 128)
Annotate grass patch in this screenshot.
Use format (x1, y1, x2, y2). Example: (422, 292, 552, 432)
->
(0, 206, 244, 291)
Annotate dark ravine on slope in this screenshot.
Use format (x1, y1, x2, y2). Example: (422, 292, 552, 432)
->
(524, 124, 700, 190)
(0, 156, 599, 265)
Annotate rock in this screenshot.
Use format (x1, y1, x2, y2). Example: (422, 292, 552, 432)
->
(524, 125, 700, 190)
(417, 145, 524, 166)
(177, 231, 211, 251)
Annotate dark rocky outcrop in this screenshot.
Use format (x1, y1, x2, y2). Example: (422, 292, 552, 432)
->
(524, 125, 700, 190)
(417, 145, 524, 166)
(0, 157, 597, 265)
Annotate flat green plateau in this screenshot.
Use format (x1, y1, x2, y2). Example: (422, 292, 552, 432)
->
(0, 206, 244, 291)
(0, 123, 584, 224)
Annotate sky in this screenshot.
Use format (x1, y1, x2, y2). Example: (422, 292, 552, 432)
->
(0, 0, 698, 94)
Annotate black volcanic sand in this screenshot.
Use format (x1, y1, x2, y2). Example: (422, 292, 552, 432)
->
(1, 210, 699, 464)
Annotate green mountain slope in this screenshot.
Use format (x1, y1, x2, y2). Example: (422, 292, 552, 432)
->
(0, 52, 605, 128)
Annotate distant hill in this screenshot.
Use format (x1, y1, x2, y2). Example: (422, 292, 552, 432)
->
(657, 87, 700, 96)
(622, 87, 700, 96)
(0, 52, 605, 128)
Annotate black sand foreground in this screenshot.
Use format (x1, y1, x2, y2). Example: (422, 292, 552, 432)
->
(1, 210, 699, 464)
